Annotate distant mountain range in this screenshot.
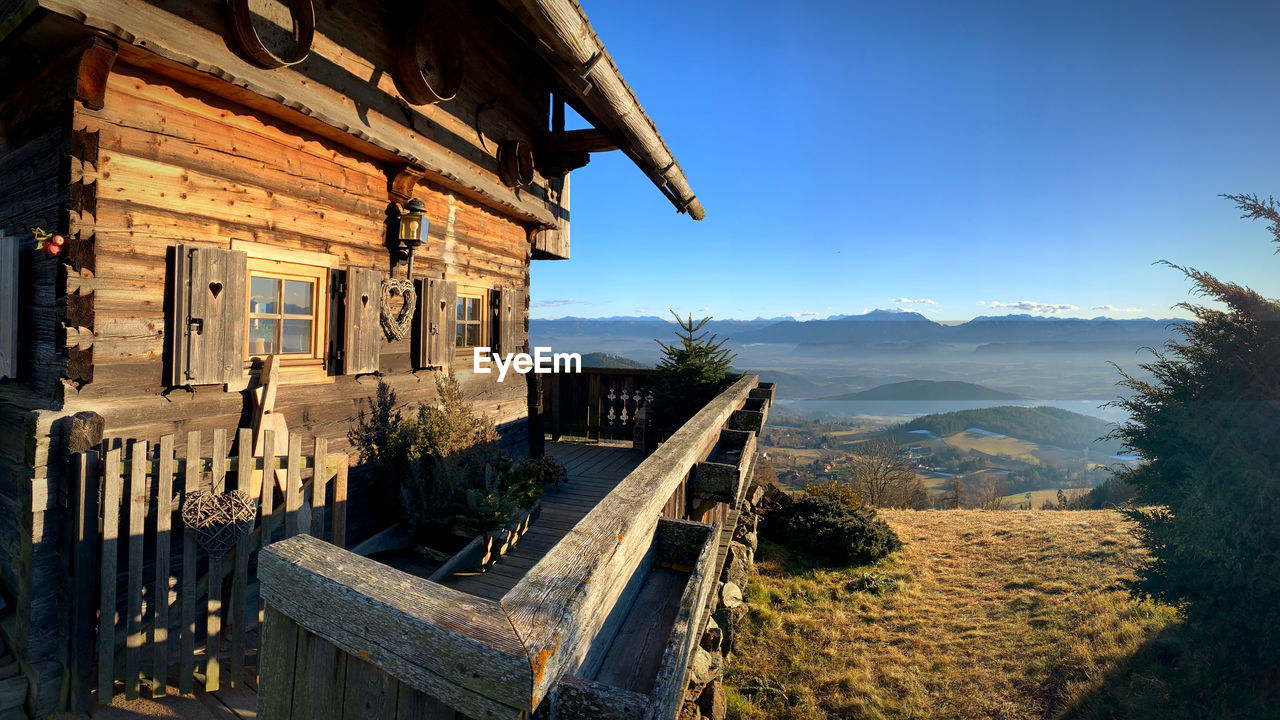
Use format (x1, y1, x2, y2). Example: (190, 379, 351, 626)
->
(532, 310, 1184, 348)
(827, 380, 1022, 401)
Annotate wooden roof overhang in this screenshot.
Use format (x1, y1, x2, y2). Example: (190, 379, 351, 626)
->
(495, 0, 705, 221)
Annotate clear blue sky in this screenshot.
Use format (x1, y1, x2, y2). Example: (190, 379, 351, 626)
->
(530, 0, 1280, 321)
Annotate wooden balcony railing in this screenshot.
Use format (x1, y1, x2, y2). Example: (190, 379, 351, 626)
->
(540, 367, 658, 446)
(256, 375, 774, 720)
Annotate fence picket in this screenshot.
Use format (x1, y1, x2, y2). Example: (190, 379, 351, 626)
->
(125, 440, 148, 700)
(98, 445, 123, 702)
(334, 460, 348, 548)
(206, 430, 229, 693)
(71, 450, 99, 713)
(312, 437, 328, 539)
(79, 427, 347, 707)
(286, 433, 304, 538)
(151, 435, 174, 698)
(179, 430, 200, 694)
(231, 427, 253, 687)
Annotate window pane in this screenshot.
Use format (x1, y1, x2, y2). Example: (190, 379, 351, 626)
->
(250, 277, 279, 315)
(467, 324, 480, 347)
(469, 297, 482, 321)
(282, 319, 312, 354)
(249, 318, 278, 355)
(455, 322, 465, 347)
(456, 297, 466, 321)
(283, 280, 313, 315)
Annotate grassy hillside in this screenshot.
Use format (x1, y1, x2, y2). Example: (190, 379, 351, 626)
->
(901, 406, 1120, 452)
(725, 511, 1179, 720)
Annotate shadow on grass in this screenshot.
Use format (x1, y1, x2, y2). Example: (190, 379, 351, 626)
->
(1063, 619, 1280, 720)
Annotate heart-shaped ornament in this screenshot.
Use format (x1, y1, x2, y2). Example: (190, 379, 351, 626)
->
(181, 489, 258, 558)
(380, 278, 416, 341)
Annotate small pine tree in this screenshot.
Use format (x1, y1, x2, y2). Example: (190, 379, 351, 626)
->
(651, 311, 739, 438)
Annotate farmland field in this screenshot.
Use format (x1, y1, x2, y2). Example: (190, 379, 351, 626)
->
(941, 430, 1042, 464)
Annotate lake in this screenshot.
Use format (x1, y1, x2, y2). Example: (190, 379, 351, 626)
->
(780, 398, 1129, 425)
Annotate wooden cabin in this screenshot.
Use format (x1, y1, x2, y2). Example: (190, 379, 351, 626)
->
(0, 2, 768, 719)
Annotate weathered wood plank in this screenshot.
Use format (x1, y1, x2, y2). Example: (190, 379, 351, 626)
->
(258, 535, 531, 719)
(344, 268, 382, 375)
(206, 550, 222, 692)
(332, 461, 347, 548)
(180, 430, 202, 694)
(230, 429, 252, 689)
(70, 450, 100, 712)
(285, 433, 303, 538)
(502, 375, 757, 710)
(151, 434, 174, 698)
(311, 436, 328, 539)
(395, 682, 457, 720)
(98, 445, 123, 701)
(257, 606, 299, 720)
(647, 520, 721, 720)
(293, 631, 347, 720)
(341, 656, 397, 720)
(125, 440, 148, 700)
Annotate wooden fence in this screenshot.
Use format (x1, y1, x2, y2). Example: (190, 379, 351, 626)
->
(69, 427, 349, 712)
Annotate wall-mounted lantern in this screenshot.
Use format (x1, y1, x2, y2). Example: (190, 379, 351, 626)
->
(392, 197, 428, 277)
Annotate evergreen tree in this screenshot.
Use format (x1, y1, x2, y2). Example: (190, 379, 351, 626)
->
(651, 311, 739, 438)
(1110, 193, 1280, 662)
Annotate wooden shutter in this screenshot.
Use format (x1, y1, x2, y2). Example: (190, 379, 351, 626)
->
(495, 286, 526, 356)
(170, 245, 247, 386)
(0, 233, 16, 379)
(417, 278, 456, 368)
(344, 267, 382, 374)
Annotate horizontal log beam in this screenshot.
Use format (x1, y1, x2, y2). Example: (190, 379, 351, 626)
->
(544, 129, 618, 154)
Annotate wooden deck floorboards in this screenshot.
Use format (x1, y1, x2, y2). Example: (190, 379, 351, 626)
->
(439, 441, 643, 601)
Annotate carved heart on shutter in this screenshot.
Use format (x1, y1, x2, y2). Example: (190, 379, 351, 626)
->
(380, 278, 416, 341)
(361, 293, 369, 308)
(208, 281, 223, 299)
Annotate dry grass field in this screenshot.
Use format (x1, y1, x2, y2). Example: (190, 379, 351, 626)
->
(724, 510, 1180, 720)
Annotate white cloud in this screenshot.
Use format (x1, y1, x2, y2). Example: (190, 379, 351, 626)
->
(697, 307, 711, 313)
(1091, 305, 1143, 313)
(788, 311, 822, 320)
(532, 298, 582, 309)
(984, 301, 1079, 314)
(635, 307, 649, 315)
(891, 297, 938, 305)
(976, 301, 987, 306)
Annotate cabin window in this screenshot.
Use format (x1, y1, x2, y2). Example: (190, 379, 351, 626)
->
(246, 258, 329, 369)
(455, 289, 489, 348)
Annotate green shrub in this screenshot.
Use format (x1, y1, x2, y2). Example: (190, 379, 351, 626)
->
(350, 372, 543, 536)
(801, 479, 861, 508)
(780, 495, 901, 566)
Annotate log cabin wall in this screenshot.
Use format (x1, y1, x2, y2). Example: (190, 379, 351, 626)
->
(67, 61, 533, 446)
(0, 0, 574, 713)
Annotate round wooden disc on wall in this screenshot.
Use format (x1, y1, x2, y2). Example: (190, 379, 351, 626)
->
(393, 6, 463, 105)
(227, 0, 315, 69)
(498, 139, 535, 188)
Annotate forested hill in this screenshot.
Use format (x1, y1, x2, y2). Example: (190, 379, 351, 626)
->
(829, 380, 1021, 401)
(901, 406, 1121, 451)
(578, 352, 650, 369)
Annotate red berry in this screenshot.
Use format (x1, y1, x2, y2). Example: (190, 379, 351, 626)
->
(45, 244, 61, 256)
(51, 234, 65, 246)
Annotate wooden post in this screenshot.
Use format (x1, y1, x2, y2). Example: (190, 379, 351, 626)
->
(125, 441, 147, 700)
(311, 437, 328, 538)
(231, 427, 254, 688)
(285, 433, 303, 537)
(152, 435, 174, 698)
(179, 431, 200, 694)
(333, 460, 348, 548)
(526, 366, 545, 459)
(97, 445, 123, 703)
(70, 450, 100, 713)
